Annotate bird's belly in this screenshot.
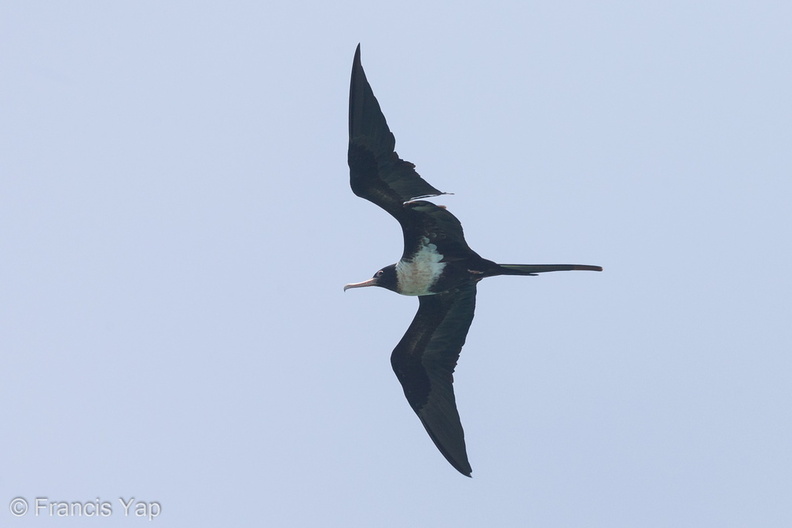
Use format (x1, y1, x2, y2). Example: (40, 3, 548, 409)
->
(395, 240, 446, 296)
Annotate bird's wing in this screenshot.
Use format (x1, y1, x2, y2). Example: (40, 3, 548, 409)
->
(348, 46, 474, 261)
(348, 44, 447, 220)
(390, 282, 477, 477)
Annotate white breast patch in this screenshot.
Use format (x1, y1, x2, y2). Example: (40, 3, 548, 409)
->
(395, 237, 446, 296)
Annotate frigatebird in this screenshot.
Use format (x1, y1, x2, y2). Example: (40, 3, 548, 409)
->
(344, 45, 602, 477)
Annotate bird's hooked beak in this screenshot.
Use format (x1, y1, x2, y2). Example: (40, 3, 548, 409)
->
(343, 278, 378, 291)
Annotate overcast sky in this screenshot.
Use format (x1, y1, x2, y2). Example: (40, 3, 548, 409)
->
(2, 2, 791, 526)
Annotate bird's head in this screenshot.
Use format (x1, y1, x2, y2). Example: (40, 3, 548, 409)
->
(343, 264, 398, 293)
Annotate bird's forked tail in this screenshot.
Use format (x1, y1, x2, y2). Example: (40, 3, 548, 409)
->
(496, 263, 603, 276)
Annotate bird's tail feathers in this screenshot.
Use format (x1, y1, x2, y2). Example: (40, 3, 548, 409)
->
(497, 264, 603, 276)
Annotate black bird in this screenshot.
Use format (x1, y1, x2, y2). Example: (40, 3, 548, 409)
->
(344, 45, 602, 477)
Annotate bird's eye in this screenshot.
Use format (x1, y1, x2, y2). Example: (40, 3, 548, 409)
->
(375, 270, 384, 278)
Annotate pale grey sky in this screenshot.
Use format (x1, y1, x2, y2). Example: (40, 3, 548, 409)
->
(2, 2, 791, 526)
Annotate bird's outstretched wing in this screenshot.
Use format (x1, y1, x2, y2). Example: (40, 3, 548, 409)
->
(390, 282, 477, 477)
(348, 45, 474, 262)
(348, 44, 447, 220)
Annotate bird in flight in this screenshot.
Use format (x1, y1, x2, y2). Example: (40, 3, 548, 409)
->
(344, 45, 602, 477)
